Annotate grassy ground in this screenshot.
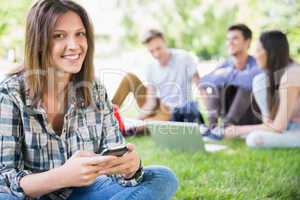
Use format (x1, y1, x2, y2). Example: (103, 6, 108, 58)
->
(121, 97, 300, 200)
(127, 136, 300, 200)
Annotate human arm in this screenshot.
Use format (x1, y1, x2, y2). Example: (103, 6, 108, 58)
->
(0, 92, 33, 198)
(20, 151, 114, 198)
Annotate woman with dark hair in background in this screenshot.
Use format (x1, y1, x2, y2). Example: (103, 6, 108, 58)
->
(210, 30, 300, 148)
(0, 1, 178, 199)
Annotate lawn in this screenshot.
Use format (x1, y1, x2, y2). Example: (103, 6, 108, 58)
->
(120, 96, 300, 200)
(127, 136, 300, 200)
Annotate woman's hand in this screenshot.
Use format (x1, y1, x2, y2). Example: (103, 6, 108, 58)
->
(100, 143, 141, 179)
(58, 151, 116, 187)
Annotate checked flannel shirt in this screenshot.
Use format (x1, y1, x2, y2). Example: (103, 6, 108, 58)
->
(0, 72, 143, 200)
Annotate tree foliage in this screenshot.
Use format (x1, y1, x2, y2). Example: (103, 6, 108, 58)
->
(0, 0, 299, 60)
(0, 0, 31, 57)
(120, 0, 237, 59)
(120, 0, 300, 60)
(252, 0, 300, 60)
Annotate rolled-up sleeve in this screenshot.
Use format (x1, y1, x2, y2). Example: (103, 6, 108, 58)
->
(95, 81, 144, 186)
(0, 92, 31, 198)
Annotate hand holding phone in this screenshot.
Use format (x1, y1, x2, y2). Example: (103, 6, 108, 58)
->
(101, 145, 128, 157)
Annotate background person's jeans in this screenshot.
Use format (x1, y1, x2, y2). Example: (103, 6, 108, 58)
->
(246, 122, 300, 148)
(171, 101, 204, 124)
(200, 84, 260, 128)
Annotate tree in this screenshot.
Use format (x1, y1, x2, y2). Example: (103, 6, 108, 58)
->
(120, 0, 237, 60)
(0, 0, 31, 58)
(251, 0, 300, 60)
(120, 0, 300, 60)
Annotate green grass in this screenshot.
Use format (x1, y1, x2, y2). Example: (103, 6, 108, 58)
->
(121, 97, 300, 199)
(127, 136, 300, 200)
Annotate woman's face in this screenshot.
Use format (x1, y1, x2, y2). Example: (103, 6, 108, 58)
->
(50, 11, 88, 76)
(254, 41, 268, 69)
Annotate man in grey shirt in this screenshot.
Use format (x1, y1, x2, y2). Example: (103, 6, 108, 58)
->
(112, 29, 200, 121)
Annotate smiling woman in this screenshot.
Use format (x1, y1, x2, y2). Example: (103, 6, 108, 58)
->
(51, 11, 88, 75)
(0, 0, 178, 200)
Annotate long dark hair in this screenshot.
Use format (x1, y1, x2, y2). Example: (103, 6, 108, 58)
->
(259, 30, 291, 119)
(25, 0, 95, 106)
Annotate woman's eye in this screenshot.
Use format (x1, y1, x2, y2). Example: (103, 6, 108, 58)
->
(78, 32, 86, 37)
(53, 33, 64, 39)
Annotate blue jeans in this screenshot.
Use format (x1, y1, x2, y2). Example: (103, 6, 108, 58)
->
(246, 122, 300, 148)
(0, 193, 20, 200)
(171, 101, 204, 124)
(67, 166, 178, 200)
(0, 166, 178, 200)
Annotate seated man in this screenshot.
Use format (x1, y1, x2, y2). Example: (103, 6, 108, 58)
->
(112, 29, 201, 122)
(199, 24, 262, 139)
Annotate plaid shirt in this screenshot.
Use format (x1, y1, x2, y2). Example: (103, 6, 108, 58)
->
(0, 73, 143, 200)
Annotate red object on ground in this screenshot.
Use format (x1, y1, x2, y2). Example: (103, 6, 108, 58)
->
(113, 105, 125, 134)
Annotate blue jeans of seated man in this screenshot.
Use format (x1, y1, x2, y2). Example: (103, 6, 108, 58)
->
(171, 101, 204, 124)
(1, 166, 178, 200)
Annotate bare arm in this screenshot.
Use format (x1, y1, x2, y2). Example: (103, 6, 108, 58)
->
(20, 152, 113, 198)
(19, 167, 66, 198)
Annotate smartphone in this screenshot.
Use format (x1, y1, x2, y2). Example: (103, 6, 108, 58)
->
(101, 145, 128, 157)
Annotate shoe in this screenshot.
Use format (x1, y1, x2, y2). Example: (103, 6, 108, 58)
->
(202, 127, 224, 142)
(199, 124, 209, 135)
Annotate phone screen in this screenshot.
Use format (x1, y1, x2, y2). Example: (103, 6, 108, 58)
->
(101, 146, 128, 157)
